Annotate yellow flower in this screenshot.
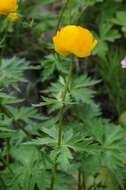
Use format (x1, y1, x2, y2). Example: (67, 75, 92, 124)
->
(53, 25, 97, 58)
(7, 12, 20, 22)
(0, 0, 18, 15)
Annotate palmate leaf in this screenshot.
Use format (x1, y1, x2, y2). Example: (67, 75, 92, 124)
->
(41, 54, 69, 81)
(0, 113, 12, 127)
(81, 118, 126, 188)
(37, 96, 64, 110)
(26, 127, 82, 170)
(25, 136, 74, 171)
(54, 172, 75, 190)
(70, 75, 99, 106)
(40, 124, 58, 138)
(0, 92, 23, 105)
(63, 128, 90, 152)
(7, 106, 46, 124)
(74, 104, 101, 122)
(71, 75, 99, 88)
(0, 57, 35, 87)
(39, 116, 58, 131)
(94, 40, 108, 58)
(25, 124, 57, 147)
(99, 22, 120, 42)
(39, 75, 99, 112)
(5, 145, 50, 190)
(50, 145, 73, 170)
(0, 127, 15, 138)
(28, 118, 59, 142)
(37, 77, 74, 112)
(112, 11, 126, 35)
(26, 137, 56, 146)
(71, 87, 95, 106)
(94, 2, 121, 58)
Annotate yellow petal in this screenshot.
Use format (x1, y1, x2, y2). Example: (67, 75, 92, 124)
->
(0, 0, 18, 15)
(53, 25, 97, 58)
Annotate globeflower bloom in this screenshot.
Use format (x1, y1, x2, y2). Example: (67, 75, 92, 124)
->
(0, 0, 18, 15)
(53, 25, 97, 58)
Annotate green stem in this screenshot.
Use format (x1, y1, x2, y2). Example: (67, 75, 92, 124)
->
(49, 61, 73, 190)
(0, 19, 10, 57)
(82, 172, 86, 190)
(78, 168, 81, 190)
(58, 61, 73, 147)
(0, 175, 6, 190)
(49, 160, 57, 190)
(76, 6, 88, 24)
(1, 156, 14, 175)
(56, 0, 70, 31)
(6, 139, 10, 165)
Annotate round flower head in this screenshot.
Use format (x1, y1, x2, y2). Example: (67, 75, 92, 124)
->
(53, 25, 97, 58)
(0, 0, 18, 15)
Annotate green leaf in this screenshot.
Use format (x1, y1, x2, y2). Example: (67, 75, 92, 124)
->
(8, 145, 49, 190)
(0, 127, 15, 138)
(57, 146, 73, 170)
(70, 75, 98, 106)
(112, 11, 126, 26)
(0, 57, 35, 87)
(0, 92, 23, 105)
(26, 137, 56, 146)
(94, 40, 108, 58)
(81, 118, 126, 188)
(8, 107, 46, 124)
(41, 54, 69, 81)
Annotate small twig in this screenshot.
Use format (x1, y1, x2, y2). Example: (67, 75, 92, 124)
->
(56, 0, 70, 31)
(76, 6, 88, 24)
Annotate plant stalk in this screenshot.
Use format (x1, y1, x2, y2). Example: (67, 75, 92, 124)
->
(6, 139, 10, 165)
(82, 172, 86, 190)
(56, 0, 70, 31)
(78, 168, 82, 190)
(49, 61, 73, 190)
(57, 61, 73, 147)
(0, 175, 6, 190)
